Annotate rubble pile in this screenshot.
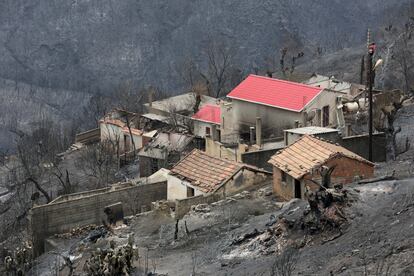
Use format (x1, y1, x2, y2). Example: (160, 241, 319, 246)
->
(3, 241, 33, 275)
(301, 185, 349, 234)
(223, 186, 352, 259)
(54, 224, 99, 239)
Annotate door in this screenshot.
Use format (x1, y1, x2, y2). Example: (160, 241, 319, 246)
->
(294, 179, 301, 199)
(124, 135, 130, 152)
(322, 105, 329, 127)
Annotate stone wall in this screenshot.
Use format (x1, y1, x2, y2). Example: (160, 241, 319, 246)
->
(175, 193, 223, 219)
(272, 167, 296, 200)
(216, 168, 271, 197)
(29, 181, 167, 256)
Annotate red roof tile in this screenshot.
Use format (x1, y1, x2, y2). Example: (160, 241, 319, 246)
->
(171, 149, 243, 193)
(227, 75, 323, 112)
(268, 135, 374, 179)
(191, 104, 221, 124)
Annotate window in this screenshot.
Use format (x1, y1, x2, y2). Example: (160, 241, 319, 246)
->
(281, 171, 287, 182)
(187, 186, 195, 197)
(205, 127, 211, 136)
(322, 105, 330, 127)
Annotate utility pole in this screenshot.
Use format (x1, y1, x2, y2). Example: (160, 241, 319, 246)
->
(367, 35, 376, 162)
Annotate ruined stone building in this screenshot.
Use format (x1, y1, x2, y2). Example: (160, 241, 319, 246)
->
(138, 132, 196, 177)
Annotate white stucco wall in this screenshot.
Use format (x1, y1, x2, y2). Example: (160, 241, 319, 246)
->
(167, 175, 204, 201)
(100, 123, 144, 153)
(193, 120, 220, 141)
(303, 89, 343, 127)
(100, 123, 124, 150)
(221, 99, 302, 143)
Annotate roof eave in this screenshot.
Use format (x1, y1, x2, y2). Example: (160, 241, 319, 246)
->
(227, 96, 302, 112)
(191, 118, 221, 125)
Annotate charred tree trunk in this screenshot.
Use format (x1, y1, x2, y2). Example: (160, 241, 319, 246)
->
(174, 219, 179, 240)
(27, 177, 51, 203)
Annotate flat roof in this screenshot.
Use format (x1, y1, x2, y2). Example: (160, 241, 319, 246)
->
(284, 126, 340, 135)
(144, 93, 217, 113)
(141, 113, 169, 122)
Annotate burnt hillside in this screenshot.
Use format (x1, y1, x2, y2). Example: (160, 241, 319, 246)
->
(0, 0, 412, 93)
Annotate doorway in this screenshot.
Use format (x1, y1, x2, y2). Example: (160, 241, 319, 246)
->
(322, 105, 329, 127)
(294, 179, 301, 199)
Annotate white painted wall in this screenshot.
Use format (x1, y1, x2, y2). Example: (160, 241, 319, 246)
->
(304, 89, 343, 127)
(167, 174, 204, 201)
(100, 123, 123, 150)
(100, 122, 144, 153)
(221, 99, 302, 143)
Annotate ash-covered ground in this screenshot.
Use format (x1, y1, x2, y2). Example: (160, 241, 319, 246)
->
(28, 179, 414, 275)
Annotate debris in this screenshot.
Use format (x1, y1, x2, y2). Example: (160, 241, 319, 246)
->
(265, 214, 278, 227)
(191, 203, 211, 213)
(82, 226, 110, 244)
(358, 172, 396, 184)
(231, 229, 263, 246)
(54, 224, 99, 239)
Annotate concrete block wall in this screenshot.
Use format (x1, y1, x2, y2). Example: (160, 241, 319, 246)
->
(29, 181, 167, 256)
(340, 133, 386, 162)
(242, 148, 281, 171)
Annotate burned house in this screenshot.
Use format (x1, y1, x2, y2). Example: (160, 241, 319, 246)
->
(99, 109, 145, 154)
(191, 104, 221, 140)
(138, 132, 196, 177)
(143, 92, 218, 132)
(268, 135, 374, 200)
(221, 74, 345, 144)
(167, 149, 270, 200)
(303, 74, 365, 98)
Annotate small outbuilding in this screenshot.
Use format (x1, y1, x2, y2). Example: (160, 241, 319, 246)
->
(268, 135, 374, 200)
(167, 149, 270, 200)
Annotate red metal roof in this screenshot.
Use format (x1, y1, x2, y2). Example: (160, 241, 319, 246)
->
(191, 104, 221, 124)
(227, 74, 323, 112)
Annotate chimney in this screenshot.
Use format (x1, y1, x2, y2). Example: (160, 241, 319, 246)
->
(256, 117, 262, 148)
(249, 127, 255, 145)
